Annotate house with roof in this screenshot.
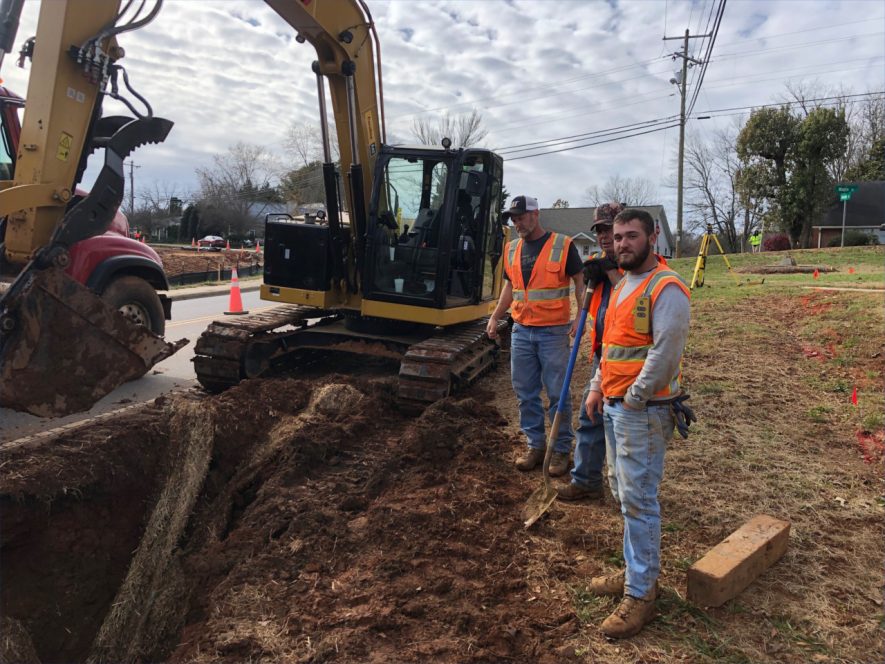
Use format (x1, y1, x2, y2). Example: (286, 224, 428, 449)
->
(538, 205, 675, 258)
(812, 181, 885, 246)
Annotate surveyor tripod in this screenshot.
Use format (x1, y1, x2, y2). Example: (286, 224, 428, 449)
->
(690, 223, 742, 290)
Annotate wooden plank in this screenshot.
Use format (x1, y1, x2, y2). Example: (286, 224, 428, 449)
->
(686, 514, 790, 607)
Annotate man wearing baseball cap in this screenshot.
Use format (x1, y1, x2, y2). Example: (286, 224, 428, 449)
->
(557, 203, 623, 501)
(487, 195, 585, 476)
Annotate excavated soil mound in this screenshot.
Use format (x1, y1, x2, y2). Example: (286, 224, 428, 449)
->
(168, 380, 574, 663)
(1, 377, 578, 664)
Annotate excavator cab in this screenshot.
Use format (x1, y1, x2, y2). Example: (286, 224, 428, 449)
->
(366, 145, 504, 309)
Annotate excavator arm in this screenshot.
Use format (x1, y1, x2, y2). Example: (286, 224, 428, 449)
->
(0, 0, 183, 417)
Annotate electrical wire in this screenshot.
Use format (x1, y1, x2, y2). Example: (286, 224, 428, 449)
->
(506, 123, 680, 161)
(495, 115, 679, 153)
(686, 0, 726, 116)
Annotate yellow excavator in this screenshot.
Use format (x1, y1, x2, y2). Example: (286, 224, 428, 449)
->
(0, 0, 509, 415)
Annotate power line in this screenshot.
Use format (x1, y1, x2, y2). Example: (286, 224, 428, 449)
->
(490, 51, 883, 137)
(495, 115, 679, 154)
(714, 15, 885, 49)
(506, 123, 680, 161)
(694, 91, 885, 118)
(686, 0, 726, 116)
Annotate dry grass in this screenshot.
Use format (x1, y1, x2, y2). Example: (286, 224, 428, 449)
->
(499, 248, 884, 662)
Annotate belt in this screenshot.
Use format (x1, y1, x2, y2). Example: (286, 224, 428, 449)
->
(605, 396, 678, 407)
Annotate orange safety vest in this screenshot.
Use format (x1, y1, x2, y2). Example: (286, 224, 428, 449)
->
(504, 233, 572, 326)
(600, 262, 690, 399)
(585, 251, 623, 359)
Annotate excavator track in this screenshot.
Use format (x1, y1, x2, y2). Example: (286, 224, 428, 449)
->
(193, 304, 337, 393)
(397, 317, 510, 407)
(194, 305, 512, 408)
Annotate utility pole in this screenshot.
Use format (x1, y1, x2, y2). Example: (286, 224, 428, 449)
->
(126, 161, 140, 216)
(664, 29, 710, 258)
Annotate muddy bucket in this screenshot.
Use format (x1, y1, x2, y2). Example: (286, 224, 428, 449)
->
(0, 267, 186, 417)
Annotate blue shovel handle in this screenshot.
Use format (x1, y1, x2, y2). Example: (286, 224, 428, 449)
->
(556, 286, 594, 413)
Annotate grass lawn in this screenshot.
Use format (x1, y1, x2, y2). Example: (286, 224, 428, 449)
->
(558, 245, 884, 662)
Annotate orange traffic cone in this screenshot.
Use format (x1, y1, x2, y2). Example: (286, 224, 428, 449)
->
(255, 239, 261, 253)
(224, 267, 249, 315)
(813, 268, 819, 279)
(191, 237, 196, 248)
(140, 235, 146, 244)
(225, 239, 231, 251)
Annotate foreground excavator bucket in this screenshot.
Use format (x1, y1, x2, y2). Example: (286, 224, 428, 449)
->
(0, 267, 186, 417)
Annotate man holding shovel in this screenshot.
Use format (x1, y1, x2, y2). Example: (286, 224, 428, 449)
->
(584, 208, 691, 639)
(557, 203, 623, 501)
(486, 195, 584, 477)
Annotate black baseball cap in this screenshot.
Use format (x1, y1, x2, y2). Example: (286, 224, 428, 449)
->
(502, 195, 540, 219)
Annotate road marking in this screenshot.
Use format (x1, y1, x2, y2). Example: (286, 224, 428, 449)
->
(167, 305, 277, 329)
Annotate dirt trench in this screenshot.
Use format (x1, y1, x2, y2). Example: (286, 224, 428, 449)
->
(1, 376, 576, 663)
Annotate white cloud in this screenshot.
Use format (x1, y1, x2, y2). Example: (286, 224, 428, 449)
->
(0, 0, 881, 219)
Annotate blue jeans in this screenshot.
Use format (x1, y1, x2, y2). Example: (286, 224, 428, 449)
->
(510, 322, 573, 454)
(603, 400, 675, 598)
(571, 357, 606, 489)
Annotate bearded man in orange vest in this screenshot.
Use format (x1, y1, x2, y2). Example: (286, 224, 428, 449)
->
(584, 208, 691, 639)
(486, 195, 585, 476)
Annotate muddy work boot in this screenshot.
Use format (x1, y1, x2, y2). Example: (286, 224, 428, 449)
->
(548, 452, 570, 477)
(601, 589, 657, 639)
(588, 569, 624, 596)
(556, 482, 603, 502)
(515, 447, 545, 471)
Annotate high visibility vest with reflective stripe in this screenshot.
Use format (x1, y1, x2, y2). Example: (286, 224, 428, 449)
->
(584, 253, 668, 359)
(600, 263, 690, 399)
(504, 233, 572, 326)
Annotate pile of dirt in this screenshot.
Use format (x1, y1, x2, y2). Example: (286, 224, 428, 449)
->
(1, 376, 580, 664)
(154, 247, 261, 278)
(166, 378, 575, 663)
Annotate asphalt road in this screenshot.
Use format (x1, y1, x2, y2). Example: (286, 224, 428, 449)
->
(0, 289, 272, 444)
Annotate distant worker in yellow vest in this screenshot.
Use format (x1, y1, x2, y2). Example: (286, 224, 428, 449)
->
(584, 208, 691, 639)
(749, 230, 762, 253)
(486, 195, 585, 477)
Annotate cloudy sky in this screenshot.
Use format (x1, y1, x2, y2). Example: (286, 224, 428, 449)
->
(2, 0, 882, 220)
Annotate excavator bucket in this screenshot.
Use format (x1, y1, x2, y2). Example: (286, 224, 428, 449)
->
(0, 266, 186, 417)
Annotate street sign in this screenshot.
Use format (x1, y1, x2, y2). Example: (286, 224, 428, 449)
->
(835, 184, 859, 194)
(840, 192, 851, 201)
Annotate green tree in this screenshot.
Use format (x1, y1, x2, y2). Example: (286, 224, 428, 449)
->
(737, 106, 848, 247)
(844, 137, 885, 181)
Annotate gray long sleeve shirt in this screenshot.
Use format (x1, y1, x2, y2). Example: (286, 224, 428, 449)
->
(589, 266, 690, 408)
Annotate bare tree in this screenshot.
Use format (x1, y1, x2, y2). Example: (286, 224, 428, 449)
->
(685, 125, 764, 252)
(196, 142, 278, 237)
(283, 121, 339, 167)
(410, 109, 488, 148)
(585, 175, 656, 207)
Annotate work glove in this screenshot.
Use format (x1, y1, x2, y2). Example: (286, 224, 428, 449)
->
(671, 394, 697, 439)
(582, 254, 619, 288)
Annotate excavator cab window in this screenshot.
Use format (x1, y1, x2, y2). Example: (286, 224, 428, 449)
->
(371, 154, 451, 300)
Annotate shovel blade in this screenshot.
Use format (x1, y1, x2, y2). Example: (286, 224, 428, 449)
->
(522, 484, 558, 528)
(0, 267, 186, 417)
